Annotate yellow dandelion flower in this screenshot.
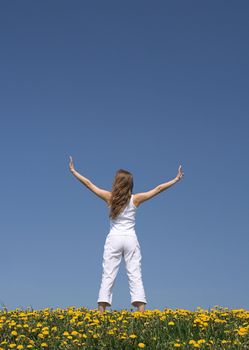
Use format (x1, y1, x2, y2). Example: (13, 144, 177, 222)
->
(174, 344, 181, 348)
(9, 345, 17, 349)
(238, 327, 248, 336)
(41, 343, 48, 347)
(129, 334, 137, 338)
(168, 321, 175, 326)
(17, 346, 24, 350)
(11, 330, 18, 336)
(71, 330, 78, 336)
(138, 343, 146, 348)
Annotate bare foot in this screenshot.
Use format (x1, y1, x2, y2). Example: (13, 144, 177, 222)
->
(133, 301, 145, 312)
(98, 302, 109, 314)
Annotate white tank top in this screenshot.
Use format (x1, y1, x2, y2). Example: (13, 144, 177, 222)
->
(108, 194, 137, 235)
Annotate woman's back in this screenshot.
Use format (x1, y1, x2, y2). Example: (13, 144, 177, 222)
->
(109, 194, 138, 235)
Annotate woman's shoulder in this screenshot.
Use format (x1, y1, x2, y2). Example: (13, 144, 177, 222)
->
(132, 194, 140, 208)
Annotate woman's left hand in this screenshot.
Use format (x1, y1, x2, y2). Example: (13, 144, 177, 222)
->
(69, 156, 75, 173)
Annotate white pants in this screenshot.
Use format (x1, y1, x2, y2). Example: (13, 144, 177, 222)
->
(97, 233, 147, 307)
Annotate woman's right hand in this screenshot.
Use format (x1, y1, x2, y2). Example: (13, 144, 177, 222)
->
(176, 165, 184, 182)
(69, 156, 76, 173)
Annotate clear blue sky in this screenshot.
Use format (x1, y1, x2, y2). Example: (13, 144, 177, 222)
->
(1, 1, 248, 312)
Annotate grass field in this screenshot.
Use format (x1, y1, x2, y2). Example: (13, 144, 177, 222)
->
(0, 306, 248, 349)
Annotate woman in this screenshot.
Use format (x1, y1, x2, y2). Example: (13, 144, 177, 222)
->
(69, 156, 184, 313)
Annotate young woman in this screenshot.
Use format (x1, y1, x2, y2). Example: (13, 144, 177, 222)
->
(69, 157, 184, 313)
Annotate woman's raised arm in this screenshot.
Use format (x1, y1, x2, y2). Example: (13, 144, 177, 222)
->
(69, 156, 111, 203)
(133, 165, 184, 207)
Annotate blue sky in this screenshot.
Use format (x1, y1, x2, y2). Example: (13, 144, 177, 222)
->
(0, 1, 248, 312)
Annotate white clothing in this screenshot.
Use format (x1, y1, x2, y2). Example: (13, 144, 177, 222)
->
(97, 195, 147, 307)
(109, 194, 137, 235)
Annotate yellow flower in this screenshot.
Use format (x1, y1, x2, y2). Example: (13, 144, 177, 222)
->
(82, 334, 88, 339)
(238, 327, 248, 335)
(11, 331, 18, 336)
(17, 346, 24, 350)
(41, 343, 48, 347)
(168, 321, 175, 326)
(129, 334, 137, 338)
(174, 344, 181, 348)
(63, 331, 70, 336)
(138, 343, 146, 348)
(71, 330, 78, 336)
(9, 345, 17, 349)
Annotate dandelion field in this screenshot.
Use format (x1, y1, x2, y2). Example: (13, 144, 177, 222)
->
(0, 306, 249, 349)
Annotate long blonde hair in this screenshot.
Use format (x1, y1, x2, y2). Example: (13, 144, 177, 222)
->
(109, 169, 134, 220)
